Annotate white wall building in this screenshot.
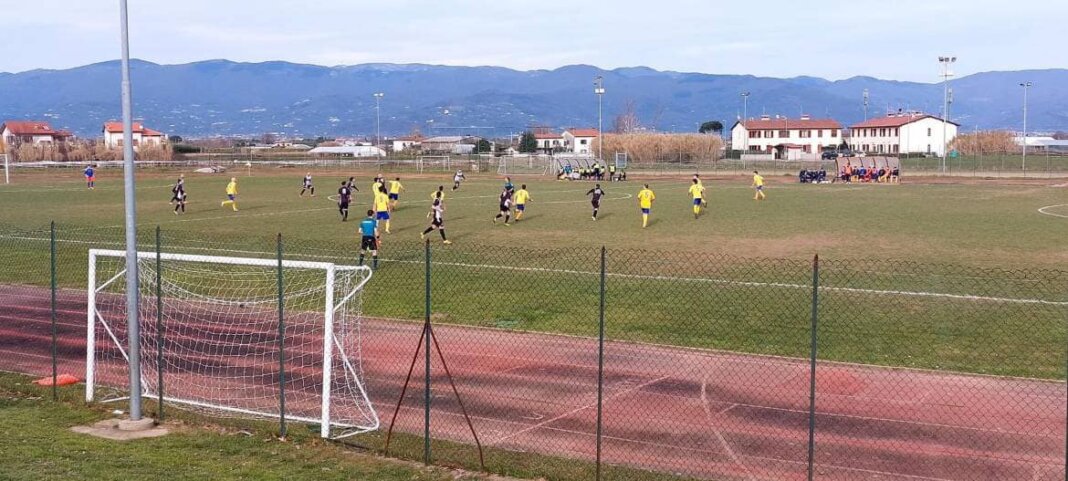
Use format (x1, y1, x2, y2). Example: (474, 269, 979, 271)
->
(849, 114, 958, 156)
(308, 145, 386, 157)
(391, 136, 422, 153)
(1, 121, 72, 146)
(730, 115, 843, 160)
(534, 132, 564, 154)
(103, 121, 165, 149)
(562, 128, 599, 155)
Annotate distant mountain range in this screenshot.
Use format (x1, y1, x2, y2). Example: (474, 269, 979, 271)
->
(1, 59, 1065, 138)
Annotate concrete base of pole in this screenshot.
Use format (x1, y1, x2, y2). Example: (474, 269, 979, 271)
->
(72, 418, 168, 441)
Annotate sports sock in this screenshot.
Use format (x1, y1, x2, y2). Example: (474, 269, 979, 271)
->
(642, 213, 648, 228)
(372, 256, 378, 270)
(439, 230, 447, 240)
(358, 253, 365, 266)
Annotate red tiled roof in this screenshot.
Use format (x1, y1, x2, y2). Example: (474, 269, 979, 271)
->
(566, 128, 600, 137)
(534, 132, 562, 139)
(850, 114, 959, 128)
(737, 118, 842, 130)
(2, 120, 59, 135)
(104, 121, 163, 135)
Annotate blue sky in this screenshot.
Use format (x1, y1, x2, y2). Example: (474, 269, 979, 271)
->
(1, 0, 1064, 81)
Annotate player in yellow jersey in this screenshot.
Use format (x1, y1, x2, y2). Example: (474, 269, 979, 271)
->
(693, 174, 707, 206)
(373, 185, 392, 233)
(220, 177, 239, 211)
(688, 178, 706, 218)
(752, 170, 766, 201)
(372, 175, 384, 195)
(513, 184, 531, 221)
(637, 184, 655, 228)
(387, 177, 404, 211)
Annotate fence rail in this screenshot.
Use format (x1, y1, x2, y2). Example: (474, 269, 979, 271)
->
(0, 222, 1065, 481)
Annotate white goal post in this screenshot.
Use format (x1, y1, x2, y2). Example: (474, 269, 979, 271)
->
(416, 155, 451, 173)
(86, 249, 378, 439)
(2, 154, 9, 184)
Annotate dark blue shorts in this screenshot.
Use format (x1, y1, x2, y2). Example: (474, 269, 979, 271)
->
(376, 211, 390, 220)
(516, 204, 525, 211)
(693, 199, 702, 205)
(389, 193, 399, 200)
(641, 208, 650, 215)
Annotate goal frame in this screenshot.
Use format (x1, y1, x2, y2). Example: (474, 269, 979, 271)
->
(85, 248, 376, 439)
(416, 155, 451, 173)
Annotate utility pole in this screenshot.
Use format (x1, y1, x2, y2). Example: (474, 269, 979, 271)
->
(938, 56, 956, 173)
(1020, 82, 1032, 170)
(374, 93, 384, 157)
(741, 92, 751, 155)
(118, 0, 142, 421)
(863, 89, 869, 121)
(594, 76, 605, 161)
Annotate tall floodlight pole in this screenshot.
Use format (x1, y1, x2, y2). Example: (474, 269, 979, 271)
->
(373, 93, 384, 157)
(938, 56, 956, 173)
(594, 76, 605, 161)
(741, 92, 751, 154)
(1020, 82, 1032, 170)
(118, 0, 142, 421)
(862, 89, 870, 121)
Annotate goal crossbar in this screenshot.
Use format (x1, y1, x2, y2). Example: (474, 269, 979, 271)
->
(86, 248, 377, 439)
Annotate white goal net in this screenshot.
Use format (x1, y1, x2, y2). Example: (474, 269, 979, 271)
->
(416, 155, 451, 173)
(85, 249, 378, 439)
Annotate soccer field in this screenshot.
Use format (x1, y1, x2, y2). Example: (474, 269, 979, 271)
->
(1, 166, 1066, 269)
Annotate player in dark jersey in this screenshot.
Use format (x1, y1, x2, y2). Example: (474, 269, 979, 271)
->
(420, 198, 452, 244)
(337, 181, 353, 221)
(493, 187, 513, 225)
(357, 210, 380, 270)
(173, 181, 187, 215)
(170, 175, 185, 204)
(586, 184, 605, 220)
(300, 173, 315, 197)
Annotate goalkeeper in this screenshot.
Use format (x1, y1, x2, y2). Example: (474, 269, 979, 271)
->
(357, 209, 381, 270)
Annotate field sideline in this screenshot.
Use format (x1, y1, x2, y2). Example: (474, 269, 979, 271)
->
(1, 166, 1066, 269)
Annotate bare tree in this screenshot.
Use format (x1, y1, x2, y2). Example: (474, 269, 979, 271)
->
(613, 99, 641, 134)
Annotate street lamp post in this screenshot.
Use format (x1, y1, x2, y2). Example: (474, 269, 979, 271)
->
(938, 56, 956, 173)
(373, 93, 384, 157)
(594, 76, 605, 162)
(741, 92, 751, 156)
(1020, 82, 1032, 170)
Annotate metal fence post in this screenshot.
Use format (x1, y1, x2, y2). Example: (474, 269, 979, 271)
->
(596, 246, 606, 481)
(424, 238, 432, 466)
(155, 226, 164, 421)
(807, 254, 820, 481)
(50, 221, 57, 401)
(276, 233, 286, 439)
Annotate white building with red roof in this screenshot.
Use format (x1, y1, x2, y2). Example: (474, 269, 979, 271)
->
(534, 131, 565, 154)
(562, 128, 600, 155)
(1, 120, 72, 147)
(730, 115, 842, 160)
(103, 121, 166, 149)
(849, 113, 958, 156)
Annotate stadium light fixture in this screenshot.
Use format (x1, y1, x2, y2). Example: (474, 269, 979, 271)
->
(1020, 81, 1032, 170)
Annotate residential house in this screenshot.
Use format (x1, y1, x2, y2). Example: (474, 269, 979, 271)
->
(730, 115, 842, 160)
(849, 114, 958, 156)
(391, 136, 422, 153)
(422, 136, 479, 155)
(103, 122, 166, 149)
(1, 121, 72, 147)
(534, 131, 564, 154)
(563, 128, 599, 155)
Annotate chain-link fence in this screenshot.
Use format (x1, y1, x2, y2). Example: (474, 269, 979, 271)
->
(1, 222, 1065, 480)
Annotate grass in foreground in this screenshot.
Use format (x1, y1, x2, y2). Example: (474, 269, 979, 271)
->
(0, 373, 703, 481)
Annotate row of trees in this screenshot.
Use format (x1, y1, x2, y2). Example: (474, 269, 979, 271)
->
(3, 141, 174, 162)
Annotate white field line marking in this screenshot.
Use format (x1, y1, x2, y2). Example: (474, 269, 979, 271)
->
(701, 376, 757, 481)
(488, 375, 669, 446)
(3, 233, 1064, 306)
(1037, 204, 1068, 219)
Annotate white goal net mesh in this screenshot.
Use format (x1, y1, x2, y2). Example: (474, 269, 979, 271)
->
(87, 249, 378, 439)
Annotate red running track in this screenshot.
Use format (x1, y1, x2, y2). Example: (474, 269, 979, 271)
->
(0, 285, 1064, 480)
